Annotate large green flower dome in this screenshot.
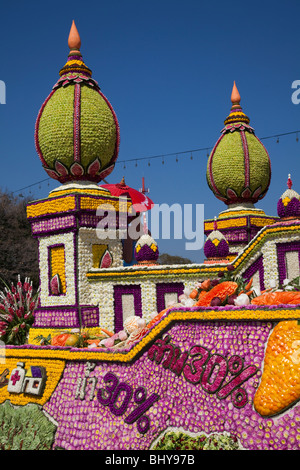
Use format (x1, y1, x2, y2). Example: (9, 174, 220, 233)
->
(35, 21, 120, 184)
(206, 82, 271, 206)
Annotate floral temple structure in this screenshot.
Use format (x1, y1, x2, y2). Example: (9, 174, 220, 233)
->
(1, 21, 300, 451)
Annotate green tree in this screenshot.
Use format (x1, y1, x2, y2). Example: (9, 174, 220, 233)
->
(158, 253, 192, 265)
(0, 190, 39, 289)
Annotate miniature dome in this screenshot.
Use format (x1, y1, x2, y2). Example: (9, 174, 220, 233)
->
(206, 82, 271, 206)
(134, 214, 159, 264)
(204, 217, 229, 258)
(277, 174, 300, 218)
(35, 21, 120, 184)
(135, 234, 159, 263)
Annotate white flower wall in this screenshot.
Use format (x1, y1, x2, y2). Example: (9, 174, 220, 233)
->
(39, 232, 76, 307)
(77, 227, 123, 306)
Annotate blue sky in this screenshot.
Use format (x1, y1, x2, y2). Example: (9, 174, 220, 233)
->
(1, 0, 300, 262)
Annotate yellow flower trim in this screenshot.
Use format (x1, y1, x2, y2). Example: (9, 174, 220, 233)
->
(0, 357, 65, 406)
(205, 215, 278, 230)
(233, 224, 300, 269)
(218, 209, 266, 219)
(65, 60, 86, 67)
(28, 328, 55, 344)
(28, 327, 109, 345)
(50, 245, 66, 293)
(27, 194, 133, 219)
(48, 187, 110, 198)
(12, 307, 300, 365)
(80, 196, 131, 212)
(87, 266, 227, 280)
(205, 217, 247, 231)
(250, 217, 277, 227)
(27, 196, 76, 218)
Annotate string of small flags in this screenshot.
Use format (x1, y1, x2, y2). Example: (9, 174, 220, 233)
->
(12, 129, 300, 196)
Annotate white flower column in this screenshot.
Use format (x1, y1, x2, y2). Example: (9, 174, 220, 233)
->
(97, 282, 115, 332)
(141, 280, 157, 322)
(77, 227, 123, 306)
(261, 240, 279, 289)
(262, 232, 300, 286)
(39, 232, 76, 307)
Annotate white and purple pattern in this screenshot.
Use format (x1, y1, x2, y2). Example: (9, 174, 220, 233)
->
(43, 320, 300, 450)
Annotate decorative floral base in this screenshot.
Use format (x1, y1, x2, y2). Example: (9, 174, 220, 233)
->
(2, 315, 300, 450)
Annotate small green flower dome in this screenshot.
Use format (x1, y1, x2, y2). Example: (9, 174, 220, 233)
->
(206, 82, 271, 206)
(35, 21, 120, 184)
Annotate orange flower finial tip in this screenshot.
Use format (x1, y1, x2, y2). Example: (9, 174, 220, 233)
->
(68, 20, 81, 50)
(231, 81, 241, 105)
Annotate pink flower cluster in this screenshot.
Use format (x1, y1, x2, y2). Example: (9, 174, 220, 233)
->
(0, 275, 39, 343)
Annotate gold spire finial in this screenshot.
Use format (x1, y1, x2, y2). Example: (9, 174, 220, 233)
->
(224, 81, 250, 126)
(231, 81, 241, 106)
(59, 21, 93, 77)
(68, 20, 81, 51)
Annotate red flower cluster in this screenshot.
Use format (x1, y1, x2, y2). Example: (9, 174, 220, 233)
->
(0, 276, 40, 345)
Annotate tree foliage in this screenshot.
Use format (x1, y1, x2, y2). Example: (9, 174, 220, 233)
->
(158, 253, 192, 265)
(0, 190, 39, 289)
(0, 189, 193, 290)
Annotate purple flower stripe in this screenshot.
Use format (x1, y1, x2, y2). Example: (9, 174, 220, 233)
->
(277, 241, 300, 284)
(156, 282, 184, 313)
(135, 244, 159, 261)
(277, 198, 300, 218)
(242, 255, 265, 291)
(113, 285, 142, 332)
(217, 238, 229, 257)
(204, 239, 217, 258)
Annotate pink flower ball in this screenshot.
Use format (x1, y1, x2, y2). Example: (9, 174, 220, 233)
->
(104, 337, 115, 348)
(118, 330, 128, 341)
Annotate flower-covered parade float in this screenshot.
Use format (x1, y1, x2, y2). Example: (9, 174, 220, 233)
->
(2, 21, 300, 451)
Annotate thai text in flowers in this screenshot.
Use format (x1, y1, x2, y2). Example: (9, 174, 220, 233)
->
(147, 334, 259, 408)
(75, 362, 159, 434)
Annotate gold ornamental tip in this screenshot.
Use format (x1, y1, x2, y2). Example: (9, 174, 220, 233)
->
(59, 20, 92, 76)
(68, 20, 81, 51)
(223, 81, 250, 126)
(231, 81, 241, 106)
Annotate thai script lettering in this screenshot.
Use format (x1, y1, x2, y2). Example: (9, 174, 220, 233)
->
(147, 334, 258, 408)
(74, 363, 159, 434)
(75, 361, 97, 401)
